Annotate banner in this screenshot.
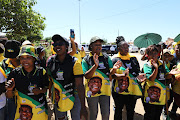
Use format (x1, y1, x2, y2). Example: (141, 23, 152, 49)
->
(15, 91, 48, 120)
(85, 69, 111, 97)
(114, 67, 142, 96)
(52, 79, 75, 112)
(144, 79, 169, 105)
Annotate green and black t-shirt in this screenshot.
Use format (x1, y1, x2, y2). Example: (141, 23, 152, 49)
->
(47, 54, 83, 112)
(7, 66, 49, 120)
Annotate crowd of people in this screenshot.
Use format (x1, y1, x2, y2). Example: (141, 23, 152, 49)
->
(0, 34, 180, 120)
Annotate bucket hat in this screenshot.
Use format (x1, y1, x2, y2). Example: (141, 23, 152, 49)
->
(18, 45, 37, 59)
(88, 36, 104, 51)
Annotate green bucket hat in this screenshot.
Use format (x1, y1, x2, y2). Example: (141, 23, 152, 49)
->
(89, 36, 104, 51)
(18, 45, 37, 59)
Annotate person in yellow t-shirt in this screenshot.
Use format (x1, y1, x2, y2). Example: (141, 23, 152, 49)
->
(51, 42, 56, 55)
(80, 46, 86, 59)
(72, 42, 82, 62)
(0, 43, 5, 62)
(173, 63, 180, 107)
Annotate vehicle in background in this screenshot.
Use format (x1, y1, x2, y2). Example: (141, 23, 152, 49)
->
(129, 45, 139, 53)
(102, 45, 111, 54)
(139, 48, 146, 55)
(79, 44, 89, 52)
(102, 45, 118, 54)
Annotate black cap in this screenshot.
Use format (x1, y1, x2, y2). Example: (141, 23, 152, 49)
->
(36, 46, 45, 55)
(4, 40, 20, 58)
(52, 34, 69, 46)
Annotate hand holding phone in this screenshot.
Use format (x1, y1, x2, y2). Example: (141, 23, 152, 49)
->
(70, 29, 75, 38)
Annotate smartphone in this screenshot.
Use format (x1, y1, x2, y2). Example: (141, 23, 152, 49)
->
(70, 29, 74, 38)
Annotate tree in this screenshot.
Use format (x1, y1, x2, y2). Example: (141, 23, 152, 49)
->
(44, 37, 52, 41)
(0, 0, 46, 41)
(102, 38, 107, 45)
(81, 42, 87, 45)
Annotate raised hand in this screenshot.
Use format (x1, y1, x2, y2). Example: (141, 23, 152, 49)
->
(150, 59, 158, 69)
(124, 68, 129, 76)
(93, 53, 99, 66)
(6, 78, 15, 91)
(169, 68, 180, 75)
(70, 34, 75, 42)
(113, 60, 122, 70)
(136, 73, 146, 82)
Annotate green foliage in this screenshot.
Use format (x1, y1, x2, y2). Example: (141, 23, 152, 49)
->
(102, 38, 107, 45)
(44, 37, 52, 41)
(0, 0, 46, 41)
(81, 42, 87, 44)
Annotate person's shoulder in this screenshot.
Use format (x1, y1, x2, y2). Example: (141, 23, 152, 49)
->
(12, 66, 21, 73)
(128, 53, 136, 58)
(102, 52, 109, 58)
(47, 54, 56, 63)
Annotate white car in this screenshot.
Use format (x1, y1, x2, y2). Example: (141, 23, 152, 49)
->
(139, 48, 146, 55)
(129, 45, 139, 53)
(79, 44, 89, 52)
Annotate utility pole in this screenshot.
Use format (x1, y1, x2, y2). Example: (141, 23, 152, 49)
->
(79, 0, 81, 44)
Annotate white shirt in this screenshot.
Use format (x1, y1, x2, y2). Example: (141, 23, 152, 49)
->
(0, 71, 6, 109)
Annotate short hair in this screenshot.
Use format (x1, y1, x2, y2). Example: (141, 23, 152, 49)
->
(20, 105, 33, 113)
(89, 77, 102, 84)
(149, 86, 161, 93)
(145, 45, 159, 55)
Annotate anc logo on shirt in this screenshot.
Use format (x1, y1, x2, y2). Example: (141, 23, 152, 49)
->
(56, 70, 64, 80)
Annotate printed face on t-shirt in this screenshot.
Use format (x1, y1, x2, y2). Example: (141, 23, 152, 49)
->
(147, 86, 161, 102)
(19, 105, 33, 120)
(88, 77, 102, 95)
(118, 76, 129, 93)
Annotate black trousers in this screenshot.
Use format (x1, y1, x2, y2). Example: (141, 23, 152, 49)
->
(112, 92, 137, 120)
(143, 102, 163, 120)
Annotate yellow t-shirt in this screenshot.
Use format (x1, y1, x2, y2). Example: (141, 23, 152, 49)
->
(173, 63, 180, 95)
(0, 53, 5, 62)
(73, 51, 82, 63)
(80, 50, 86, 58)
(51, 45, 56, 55)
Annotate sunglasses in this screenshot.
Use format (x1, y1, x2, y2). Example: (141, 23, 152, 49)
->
(53, 42, 65, 47)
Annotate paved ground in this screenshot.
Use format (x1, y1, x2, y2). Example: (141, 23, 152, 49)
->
(48, 52, 180, 120)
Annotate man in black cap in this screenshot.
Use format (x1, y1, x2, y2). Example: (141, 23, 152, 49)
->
(0, 40, 21, 120)
(47, 34, 88, 120)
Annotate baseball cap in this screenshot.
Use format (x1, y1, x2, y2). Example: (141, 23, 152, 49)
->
(89, 36, 104, 45)
(52, 34, 69, 46)
(89, 36, 104, 51)
(163, 49, 172, 55)
(4, 40, 20, 58)
(36, 46, 45, 55)
(18, 45, 37, 59)
(22, 40, 33, 46)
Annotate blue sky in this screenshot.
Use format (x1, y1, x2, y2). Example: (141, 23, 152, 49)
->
(34, 0, 180, 44)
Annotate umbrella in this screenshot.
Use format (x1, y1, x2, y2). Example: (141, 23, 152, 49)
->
(174, 34, 180, 42)
(134, 33, 162, 48)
